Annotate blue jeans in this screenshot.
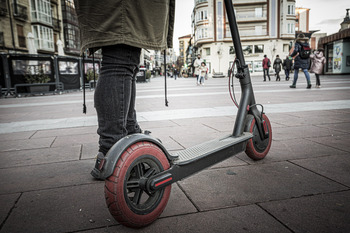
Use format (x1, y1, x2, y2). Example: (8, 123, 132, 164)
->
(292, 68, 310, 85)
(95, 44, 141, 154)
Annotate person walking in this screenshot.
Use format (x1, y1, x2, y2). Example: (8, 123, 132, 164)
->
(262, 55, 271, 81)
(193, 54, 203, 84)
(198, 62, 207, 85)
(74, 0, 175, 179)
(289, 34, 312, 89)
(273, 55, 283, 81)
(310, 48, 326, 88)
(283, 55, 293, 81)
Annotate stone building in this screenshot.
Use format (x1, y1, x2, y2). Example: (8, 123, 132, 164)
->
(0, 0, 80, 56)
(191, 0, 297, 75)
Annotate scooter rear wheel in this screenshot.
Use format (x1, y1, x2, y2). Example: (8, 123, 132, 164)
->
(104, 141, 171, 228)
(245, 114, 272, 160)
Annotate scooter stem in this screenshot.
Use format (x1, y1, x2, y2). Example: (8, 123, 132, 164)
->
(224, 0, 258, 137)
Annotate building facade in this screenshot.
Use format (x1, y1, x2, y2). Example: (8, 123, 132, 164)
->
(192, 0, 296, 75)
(178, 34, 191, 66)
(0, 0, 82, 57)
(318, 9, 350, 75)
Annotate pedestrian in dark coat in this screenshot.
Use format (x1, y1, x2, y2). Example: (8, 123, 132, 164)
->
(283, 56, 293, 81)
(74, 0, 175, 179)
(310, 48, 326, 88)
(289, 34, 312, 89)
(273, 55, 283, 81)
(262, 55, 271, 81)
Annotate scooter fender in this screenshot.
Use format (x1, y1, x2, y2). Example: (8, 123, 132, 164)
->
(97, 133, 176, 180)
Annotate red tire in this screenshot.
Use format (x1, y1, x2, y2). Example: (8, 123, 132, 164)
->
(245, 114, 272, 160)
(104, 141, 171, 228)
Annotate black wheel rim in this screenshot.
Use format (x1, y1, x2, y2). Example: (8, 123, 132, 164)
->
(124, 155, 165, 215)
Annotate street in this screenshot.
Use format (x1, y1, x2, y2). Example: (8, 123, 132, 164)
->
(0, 73, 350, 232)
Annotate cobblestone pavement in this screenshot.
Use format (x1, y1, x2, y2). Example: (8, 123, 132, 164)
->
(0, 74, 349, 233)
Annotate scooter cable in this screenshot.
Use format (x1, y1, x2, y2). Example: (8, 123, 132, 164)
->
(228, 58, 240, 108)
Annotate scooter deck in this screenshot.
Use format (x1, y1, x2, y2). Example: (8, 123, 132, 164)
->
(172, 132, 253, 165)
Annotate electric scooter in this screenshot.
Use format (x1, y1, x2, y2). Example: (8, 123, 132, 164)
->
(92, 0, 272, 228)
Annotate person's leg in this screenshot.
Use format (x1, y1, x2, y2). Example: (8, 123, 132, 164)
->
(126, 68, 142, 135)
(315, 74, 320, 87)
(267, 68, 271, 81)
(285, 69, 289, 80)
(94, 44, 141, 155)
(290, 69, 298, 88)
(303, 69, 311, 88)
(263, 69, 266, 81)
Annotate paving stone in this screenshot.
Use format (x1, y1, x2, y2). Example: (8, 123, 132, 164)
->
(0, 193, 20, 225)
(315, 122, 350, 134)
(291, 154, 350, 187)
(81, 142, 99, 159)
(210, 152, 248, 169)
(31, 126, 97, 139)
(51, 133, 98, 147)
(259, 191, 350, 233)
(139, 120, 178, 130)
(178, 162, 347, 211)
(0, 145, 81, 168)
(0, 131, 36, 141)
(237, 138, 347, 164)
(307, 134, 350, 153)
(78, 204, 289, 233)
(0, 183, 114, 233)
(160, 183, 198, 218)
(272, 125, 346, 141)
(0, 137, 55, 152)
(0, 160, 96, 194)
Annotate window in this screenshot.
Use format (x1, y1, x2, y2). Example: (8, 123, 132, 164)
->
(283, 44, 290, 52)
(205, 48, 210, 56)
(254, 45, 264, 53)
(242, 45, 253, 55)
(65, 24, 80, 49)
(17, 25, 26, 48)
(255, 26, 263, 35)
(217, 1, 223, 40)
(287, 5, 295, 15)
(287, 23, 295, 34)
(197, 10, 208, 21)
(31, 0, 52, 25)
(32, 25, 54, 51)
(59, 61, 79, 74)
(255, 8, 262, 17)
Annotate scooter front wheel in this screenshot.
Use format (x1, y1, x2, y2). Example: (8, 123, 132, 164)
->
(104, 141, 171, 228)
(245, 114, 272, 160)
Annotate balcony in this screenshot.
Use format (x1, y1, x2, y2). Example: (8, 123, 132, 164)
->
(13, 4, 28, 21)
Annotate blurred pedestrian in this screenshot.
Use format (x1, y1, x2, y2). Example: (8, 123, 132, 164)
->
(310, 48, 326, 88)
(289, 34, 312, 89)
(198, 62, 207, 85)
(262, 55, 271, 81)
(174, 68, 178, 80)
(273, 55, 282, 81)
(283, 55, 293, 81)
(194, 54, 203, 84)
(74, 0, 175, 179)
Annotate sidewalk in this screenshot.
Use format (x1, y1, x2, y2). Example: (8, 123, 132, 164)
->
(0, 74, 349, 233)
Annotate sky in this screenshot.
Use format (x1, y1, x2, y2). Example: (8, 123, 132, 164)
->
(172, 0, 349, 54)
